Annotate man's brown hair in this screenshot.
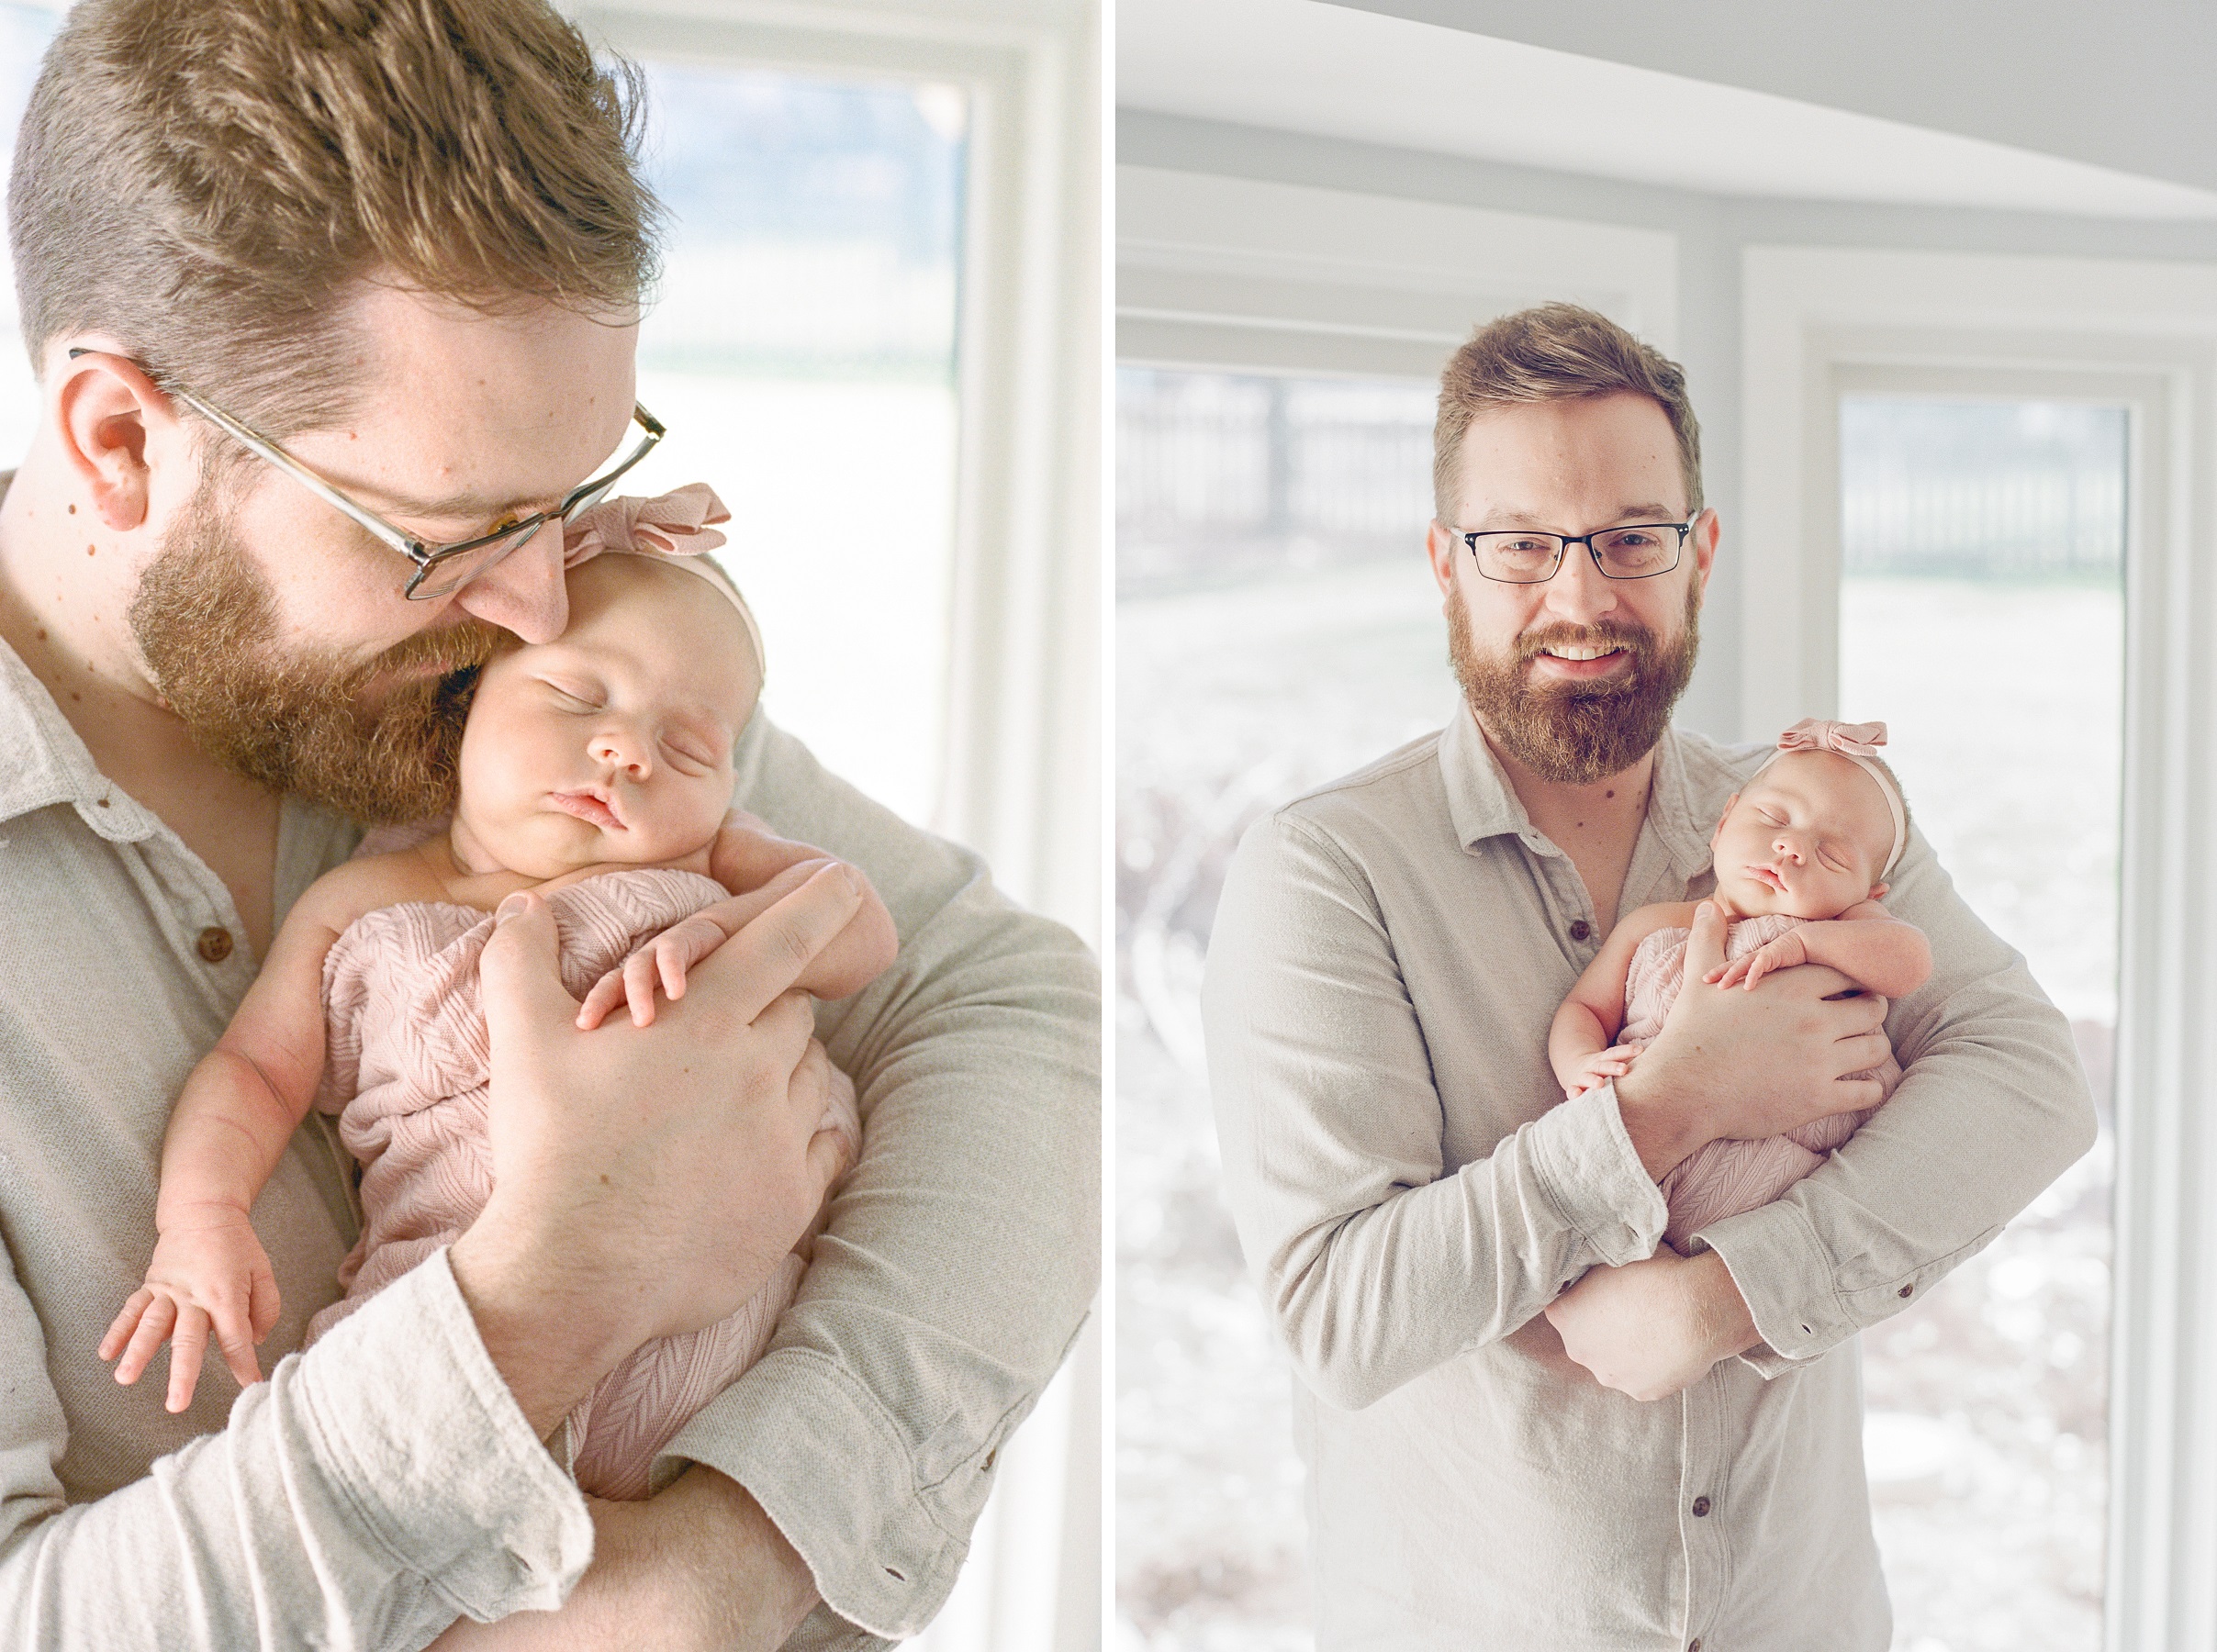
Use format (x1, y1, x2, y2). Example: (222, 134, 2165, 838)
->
(1433, 302, 1703, 521)
(9, 0, 661, 438)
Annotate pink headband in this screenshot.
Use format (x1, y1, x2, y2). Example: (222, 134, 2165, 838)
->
(562, 483, 767, 683)
(1757, 719, 1909, 877)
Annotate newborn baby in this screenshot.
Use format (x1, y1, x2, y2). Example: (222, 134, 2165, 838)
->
(104, 505, 896, 1499)
(1547, 720, 1933, 1254)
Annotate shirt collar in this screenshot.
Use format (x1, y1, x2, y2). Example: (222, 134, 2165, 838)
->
(1438, 698, 1718, 879)
(0, 632, 164, 843)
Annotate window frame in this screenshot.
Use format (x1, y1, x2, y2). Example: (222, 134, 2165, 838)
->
(1741, 241, 2217, 1649)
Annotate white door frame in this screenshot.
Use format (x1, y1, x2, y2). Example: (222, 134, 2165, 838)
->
(1743, 242, 2217, 1650)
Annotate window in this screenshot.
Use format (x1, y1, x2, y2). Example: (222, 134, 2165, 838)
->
(1116, 364, 1444, 1648)
(1840, 396, 2122, 1649)
(618, 61, 966, 825)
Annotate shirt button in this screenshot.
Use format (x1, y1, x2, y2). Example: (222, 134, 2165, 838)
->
(1569, 919, 1592, 943)
(196, 926, 234, 964)
(1898, 1284, 1914, 1299)
(1691, 1495, 1711, 1517)
(1689, 1641, 1702, 1652)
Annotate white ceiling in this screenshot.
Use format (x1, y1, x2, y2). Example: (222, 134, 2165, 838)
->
(1118, 0, 2217, 219)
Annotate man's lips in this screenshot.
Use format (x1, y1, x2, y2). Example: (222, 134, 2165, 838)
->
(1527, 642, 1630, 681)
(548, 789, 624, 830)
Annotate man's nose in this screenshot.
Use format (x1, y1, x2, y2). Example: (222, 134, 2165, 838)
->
(451, 516, 570, 644)
(1541, 541, 1618, 625)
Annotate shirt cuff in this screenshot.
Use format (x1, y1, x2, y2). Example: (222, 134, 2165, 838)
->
(653, 1345, 981, 1643)
(289, 1247, 594, 1619)
(1695, 1198, 1854, 1373)
(1522, 1082, 1670, 1267)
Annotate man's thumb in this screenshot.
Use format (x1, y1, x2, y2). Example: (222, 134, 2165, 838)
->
(478, 892, 574, 1042)
(1683, 899, 1728, 978)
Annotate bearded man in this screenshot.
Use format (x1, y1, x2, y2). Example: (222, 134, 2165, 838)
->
(0, 4, 1096, 1649)
(1203, 304, 2093, 1650)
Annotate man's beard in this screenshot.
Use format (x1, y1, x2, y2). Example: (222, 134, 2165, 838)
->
(1448, 581, 1701, 786)
(129, 478, 502, 824)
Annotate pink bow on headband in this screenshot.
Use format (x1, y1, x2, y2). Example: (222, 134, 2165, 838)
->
(562, 482, 731, 566)
(1776, 718, 1887, 760)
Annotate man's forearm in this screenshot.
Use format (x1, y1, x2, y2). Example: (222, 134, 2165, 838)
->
(425, 1468, 817, 1652)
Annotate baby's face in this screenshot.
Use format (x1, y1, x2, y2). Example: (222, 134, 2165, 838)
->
(1709, 751, 1893, 920)
(453, 555, 760, 879)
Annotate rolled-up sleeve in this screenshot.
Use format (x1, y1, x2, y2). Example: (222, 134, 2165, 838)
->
(1204, 809, 1666, 1412)
(0, 1246, 592, 1651)
(1697, 828, 2099, 1372)
(655, 719, 1101, 1646)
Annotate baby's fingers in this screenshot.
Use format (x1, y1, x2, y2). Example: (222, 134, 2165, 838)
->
(211, 1300, 263, 1391)
(112, 1292, 180, 1386)
(577, 969, 626, 1031)
(166, 1307, 210, 1414)
(656, 938, 691, 1003)
(100, 1289, 156, 1365)
(622, 949, 663, 1027)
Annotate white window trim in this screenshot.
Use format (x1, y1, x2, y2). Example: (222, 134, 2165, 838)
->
(1116, 164, 1679, 378)
(568, 0, 1102, 951)
(565, 9, 1101, 1651)
(1743, 241, 2217, 1651)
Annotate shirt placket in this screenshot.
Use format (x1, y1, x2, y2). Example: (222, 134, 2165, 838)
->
(1674, 1367, 1731, 1651)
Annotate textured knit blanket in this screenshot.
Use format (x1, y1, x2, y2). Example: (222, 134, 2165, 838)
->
(1621, 912, 1898, 1255)
(307, 866, 860, 1499)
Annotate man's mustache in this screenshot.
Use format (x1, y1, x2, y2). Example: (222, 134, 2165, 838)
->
(1512, 619, 1657, 670)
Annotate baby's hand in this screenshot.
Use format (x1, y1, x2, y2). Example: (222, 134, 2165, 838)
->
(1708, 931, 1810, 991)
(100, 1208, 281, 1413)
(577, 909, 731, 1030)
(1564, 1044, 1640, 1099)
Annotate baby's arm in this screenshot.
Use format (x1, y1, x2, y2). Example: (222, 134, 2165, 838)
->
(1547, 903, 1697, 1099)
(1709, 900, 1933, 998)
(577, 828, 900, 1031)
(101, 866, 376, 1412)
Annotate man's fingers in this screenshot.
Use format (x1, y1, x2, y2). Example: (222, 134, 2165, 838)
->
(755, 990, 819, 1080)
(250, 1269, 283, 1342)
(684, 864, 863, 1023)
(805, 1122, 853, 1193)
(479, 894, 576, 1045)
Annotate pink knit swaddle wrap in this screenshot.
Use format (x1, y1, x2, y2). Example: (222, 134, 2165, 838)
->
(306, 867, 861, 1499)
(1621, 912, 1898, 1254)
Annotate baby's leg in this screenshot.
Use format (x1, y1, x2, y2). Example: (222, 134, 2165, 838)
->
(1660, 1134, 1827, 1255)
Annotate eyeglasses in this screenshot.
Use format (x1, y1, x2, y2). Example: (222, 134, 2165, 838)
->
(1454, 518, 1696, 584)
(68, 348, 665, 599)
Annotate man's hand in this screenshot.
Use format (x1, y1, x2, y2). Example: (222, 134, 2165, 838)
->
(450, 865, 863, 1435)
(421, 1468, 819, 1652)
(1544, 1248, 1759, 1401)
(711, 809, 899, 998)
(1616, 900, 1892, 1178)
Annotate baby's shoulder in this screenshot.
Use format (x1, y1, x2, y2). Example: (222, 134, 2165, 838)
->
(1615, 899, 1701, 945)
(294, 848, 453, 938)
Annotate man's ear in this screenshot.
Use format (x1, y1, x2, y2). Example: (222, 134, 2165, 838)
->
(1425, 519, 1460, 602)
(52, 347, 178, 533)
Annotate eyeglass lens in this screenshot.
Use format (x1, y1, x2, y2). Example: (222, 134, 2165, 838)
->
(1471, 525, 1682, 583)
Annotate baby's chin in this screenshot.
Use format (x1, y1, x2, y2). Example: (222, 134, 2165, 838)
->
(1713, 874, 1853, 922)
(463, 812, 712, 880)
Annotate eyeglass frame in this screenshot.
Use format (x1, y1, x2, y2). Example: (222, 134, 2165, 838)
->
(1450, 515, 1701, 584)
(66, 347, 665, 600)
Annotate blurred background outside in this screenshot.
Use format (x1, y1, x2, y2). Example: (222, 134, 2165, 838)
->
(1115, 365, 2123, 1652)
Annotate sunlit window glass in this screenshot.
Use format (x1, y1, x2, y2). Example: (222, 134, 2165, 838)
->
(1839, 396, 2122, 1652)
(1117, 365, 1444, 1650)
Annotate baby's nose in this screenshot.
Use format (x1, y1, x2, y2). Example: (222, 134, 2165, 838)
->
(592, 731, 650, 777)
(1774, 832, 1804, 862)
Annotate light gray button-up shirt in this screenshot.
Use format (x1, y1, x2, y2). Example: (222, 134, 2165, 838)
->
(1204, 705, 2095, 1651)
(0, 616, 1099, 1649)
